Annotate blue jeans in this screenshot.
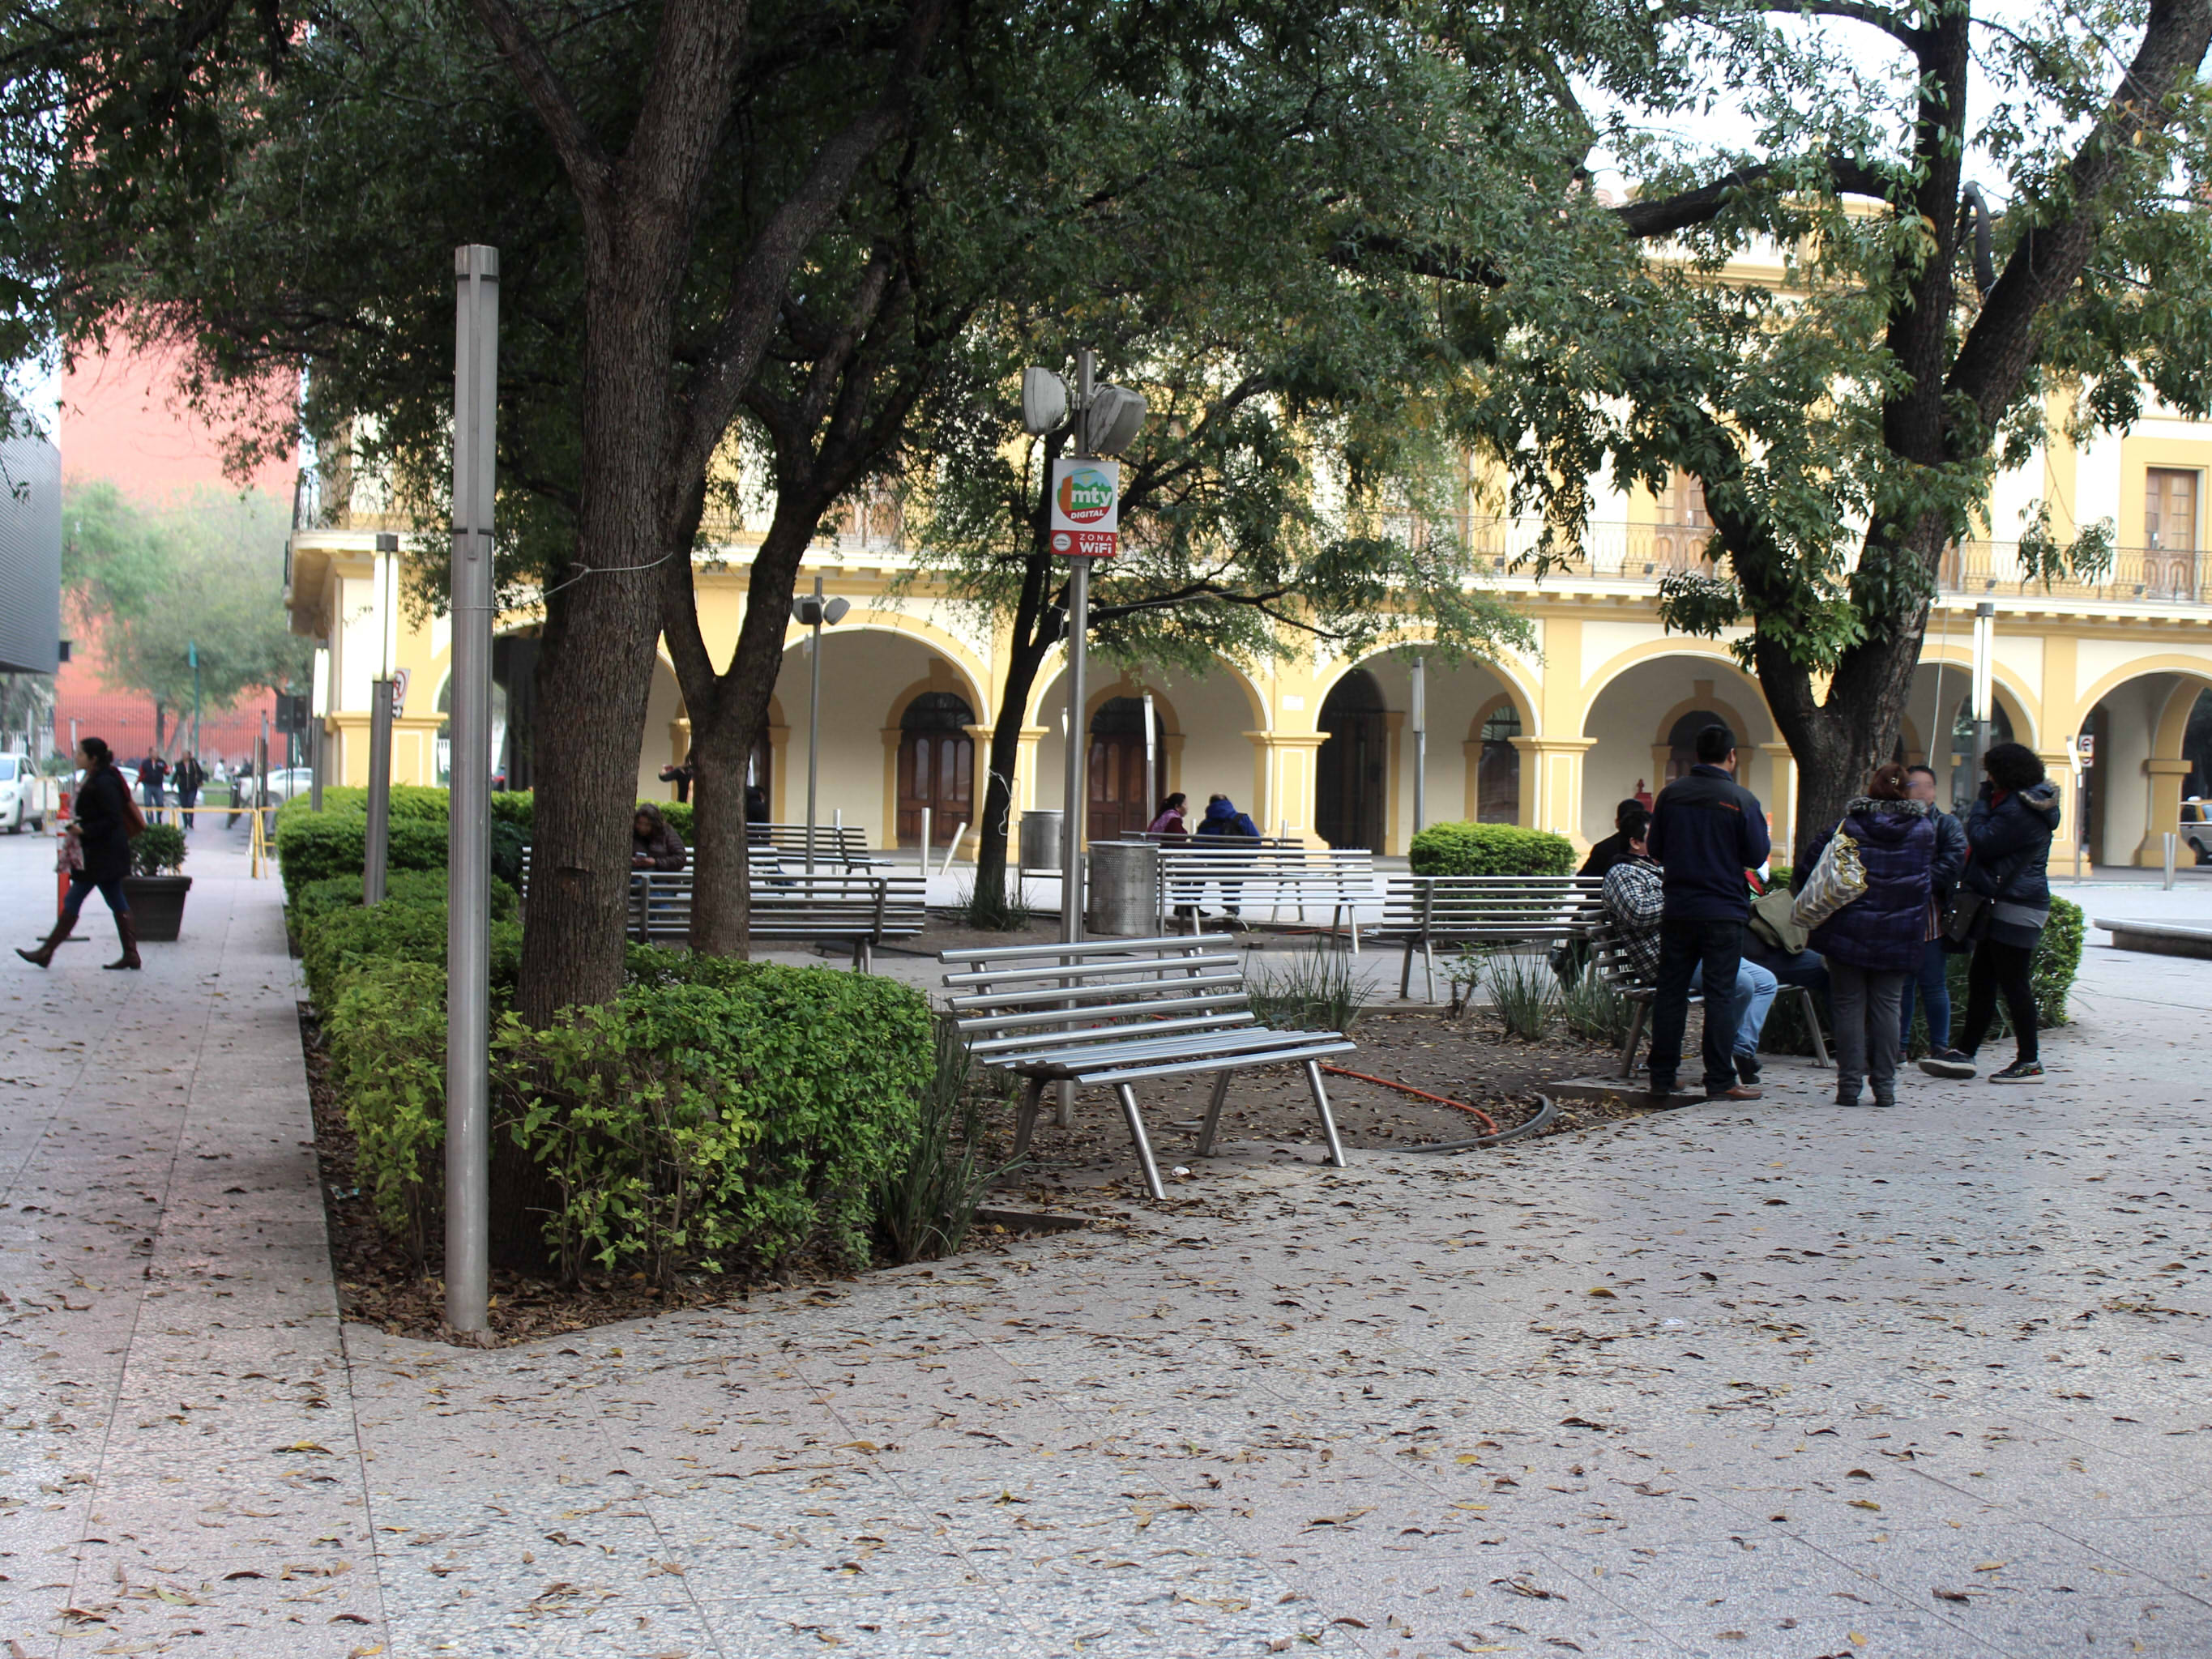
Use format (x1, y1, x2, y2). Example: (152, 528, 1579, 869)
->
(1650, 917, 1744, 1094)
(1693, 956, 1778, 1059)
(60, 872, 130, 924)
(1898, 936, 1949, 1049)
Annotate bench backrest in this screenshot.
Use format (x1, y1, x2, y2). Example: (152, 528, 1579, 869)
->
(1380, 874, 1605, 940)
(630, 871, 926, 942)
(941, 936, 1256, 1065)
(1586, 920, 1656, 996)
(1156, 844, 1377, 898)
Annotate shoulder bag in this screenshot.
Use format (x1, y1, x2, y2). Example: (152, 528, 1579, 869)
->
(1789, 828, 1865, 931)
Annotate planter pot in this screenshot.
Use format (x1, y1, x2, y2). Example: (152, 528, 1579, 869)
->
(122, 875, 193, 942)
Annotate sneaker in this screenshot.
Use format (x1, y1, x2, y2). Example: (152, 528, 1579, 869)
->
(1734, 1052, 1761, 1086)
(1918, 1051, 1977, 1080)
(1988, 1058, 2045, 1085)
(1706, 1083, 1762, 1102)
(1836, 1081, 1863, 1107)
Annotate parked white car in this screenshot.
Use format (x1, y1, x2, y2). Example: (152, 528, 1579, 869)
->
(0, 755, 57, 834)
(234, 767, 316, 808)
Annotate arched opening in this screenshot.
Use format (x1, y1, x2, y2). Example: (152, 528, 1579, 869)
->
(1663, 709, 1731, 783)
(1088, 697, 1167, 842)
(434, 674, 510, 790)
(896, 691, 975, 847)
(1476, 704, 1522, 823)
(2075, 672, 2212, 868)
(1316, 668, 1388, 850)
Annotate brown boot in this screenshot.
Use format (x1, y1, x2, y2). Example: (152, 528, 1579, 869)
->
(16, 913, 75, 968)
(104, 911, 140, 970)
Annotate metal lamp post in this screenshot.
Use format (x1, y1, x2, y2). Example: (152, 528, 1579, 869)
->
(1970, 600, 1996, 783)
(1410, 655, 1427, 837)
(792, 575, 849, 873)
(446, 243, 498, 1337)
(363, 532, 400, 904)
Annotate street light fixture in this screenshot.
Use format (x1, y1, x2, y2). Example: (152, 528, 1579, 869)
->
(792, 574, 849, 872)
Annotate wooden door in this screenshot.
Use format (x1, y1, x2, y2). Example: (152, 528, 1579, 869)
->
(896, 729, 973, 846)
(1087, 733, 1164, 842)
(1655, 471, 1714, 574)
(2146, 468, 2198, 598)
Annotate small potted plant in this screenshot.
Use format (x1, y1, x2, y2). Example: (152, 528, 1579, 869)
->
(124, 823, 192, 941)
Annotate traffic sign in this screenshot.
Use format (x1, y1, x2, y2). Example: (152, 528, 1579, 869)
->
(1048, 458, 1120, 558)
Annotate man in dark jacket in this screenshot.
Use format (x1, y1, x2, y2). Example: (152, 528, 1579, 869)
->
(1645, 723, 1771, 1102)
(173, 753, 205, 833)
(1898, 765, 1968, 1060)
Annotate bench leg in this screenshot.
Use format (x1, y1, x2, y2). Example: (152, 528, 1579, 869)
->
(1195, 1069, 1233, 1157)
(1011, 1075, 1049, 1159)
(1113, 1083, 1168, 1201)
(1796, 986, 1831, 1067)
(1399, 941, 1415, 1000)
(1620, 999, 1649, 1080)
(1424, 943, 1437, 1005)
(1303, 1060, 1348, 1169)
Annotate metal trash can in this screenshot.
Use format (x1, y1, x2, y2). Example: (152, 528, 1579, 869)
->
(1087, 840, 1159, 936)
(1018, 808, 1064, 873)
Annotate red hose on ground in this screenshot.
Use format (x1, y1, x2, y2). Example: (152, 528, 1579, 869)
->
(1319, 1064, 1501, 1137)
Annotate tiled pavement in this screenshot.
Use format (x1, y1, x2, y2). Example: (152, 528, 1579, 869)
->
(3, 825, 2209, 1657)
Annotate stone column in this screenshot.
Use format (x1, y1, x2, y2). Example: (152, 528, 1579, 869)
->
(2138, 756, 2193, 866)
(1245, 731, 1327, 845)
(2037, 748, 2083, 858)
(1511, 736, 1596, 850)
(1758, 741, 1796, 859)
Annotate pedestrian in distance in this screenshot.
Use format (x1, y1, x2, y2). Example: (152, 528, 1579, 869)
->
(660, 758, 696, 804)
(1801, 763, 1938, 1108)
(1898, 763, 1968, 1063)
(17, 737, 141, 970)
(142, 753, 167, 820)
(1603, 808, 1782, 1085)
(1194, 793, 1261, 919)
(1919, 742, 2061, 1085)
(1145, 791, 1190, 840)
(630, 802, 688, 872)
(1644, 723, 1771, 1102)
(173, 752, 204, 834)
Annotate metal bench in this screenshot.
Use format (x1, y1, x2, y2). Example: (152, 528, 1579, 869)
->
(1378, 874, 1607, 1001)
(1588, 922, 1830, 1077)
(630, 870, 926, 970)
(1155, 844, 1378, 947)
(744, 823, 895, 872)
(939, 935, 1355, 1201)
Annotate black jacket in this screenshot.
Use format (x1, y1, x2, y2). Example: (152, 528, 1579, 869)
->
(1578, 830, 1635, 880)
(1963, 783, 2060, 947)
(1928, 808, 1967, 902)
(1646, 764, 1771, 921)
(75, 764, 132, 883)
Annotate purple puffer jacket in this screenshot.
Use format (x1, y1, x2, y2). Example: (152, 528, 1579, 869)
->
(1804, 797, 1938, 972)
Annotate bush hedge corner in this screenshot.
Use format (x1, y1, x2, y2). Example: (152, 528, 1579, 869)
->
(1408, 821, 1576, 877)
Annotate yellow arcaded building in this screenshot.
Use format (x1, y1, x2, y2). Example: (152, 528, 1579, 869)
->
(286, 391, 2212, 875)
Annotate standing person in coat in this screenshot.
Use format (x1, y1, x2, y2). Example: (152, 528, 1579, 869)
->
(1645, 724, 1771, 1102)
(173, 753, 205, 834)
(630, 804, 688, 872)
(18, 737, 140, 970)
(1919, 742, 2060, 1084)
(1896, 765, 1968, 1061)
(1801, 763, 1938, 1107)
(141, 753, 167, 819)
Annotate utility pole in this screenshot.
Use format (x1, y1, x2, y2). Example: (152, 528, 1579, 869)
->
(1970, 601, 1996, 783)
(791, 576, 848, 872)
(446, 244, 498, 1338)
(188, 640, 201, 761)
(1410, 655, 1427, 837)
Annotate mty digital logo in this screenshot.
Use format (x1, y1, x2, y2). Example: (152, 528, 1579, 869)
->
(1057, 467, 1116, 523)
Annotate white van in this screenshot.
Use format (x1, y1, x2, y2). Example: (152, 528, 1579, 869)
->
(0, 754, 55, 834)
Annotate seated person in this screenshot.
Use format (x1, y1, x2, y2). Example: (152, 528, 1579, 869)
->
(1602, 810, 1778, 1085)
(631, 803, 688, 872)
(1578, 799, 1651, 880)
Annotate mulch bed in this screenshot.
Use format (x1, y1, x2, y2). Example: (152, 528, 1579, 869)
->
(300, 998, 1653, 1348)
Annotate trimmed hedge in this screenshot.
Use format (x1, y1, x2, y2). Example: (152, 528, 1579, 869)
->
(1409, 821, 1576, 877)
(326, 944, 933, 1281)
(275, 810, 523, 905)
(291, 868, 519, 933)
(300, 898, 522, 1009)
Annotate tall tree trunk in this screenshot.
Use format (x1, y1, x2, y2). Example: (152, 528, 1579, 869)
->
(971, 627, 1053, 917)
(680, 500, 826, 955)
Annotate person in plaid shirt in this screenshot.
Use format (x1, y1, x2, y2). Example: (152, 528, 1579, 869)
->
(1603, 808, 1777, 1096)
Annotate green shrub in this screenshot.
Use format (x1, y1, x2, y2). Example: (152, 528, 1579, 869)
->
(490, 791, 534, 833)
(130, 823, 187, 876)
(327, 960, 449, 1260)
(496, 964, 931, 1282)
(1477, 950, 1559, 1038)
(300, 898, 521, 1009)
(291, 868, 519, 933)
(275, 784, 451, 835)
(657, 800, 694, 840)
(1409, 821, 1575, 876)
(1247, 940, 1369, 1032)
(876, 1023, 1016, 1264)
(275, 808, 523, 905)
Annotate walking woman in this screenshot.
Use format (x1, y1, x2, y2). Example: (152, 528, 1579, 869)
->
(1801, 763, 1937, 1108)
(19, 737, 140, 970)
(1919, 742, 2060, 1085)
